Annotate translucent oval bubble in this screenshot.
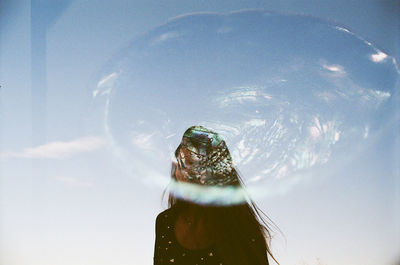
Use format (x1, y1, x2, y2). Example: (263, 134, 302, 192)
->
(86, 10, 399, 204)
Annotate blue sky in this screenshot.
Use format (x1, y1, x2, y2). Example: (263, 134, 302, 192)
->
(1, 1, 399, 265)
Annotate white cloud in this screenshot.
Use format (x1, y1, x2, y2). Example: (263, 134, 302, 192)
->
(322, 63, 346, 74)
(151, 31, 180, 45)
(247, 175, 261, 183)
(217, 26, 232, 34)
(277, 165, 288, 179)
(93, 72, 118, 97)
(131, 132, 156, 149)
(309, 126, 321, 140)
(217, 87, 259, 107)
(370, 89, 391, 102)
(334, 131, 340, 142)
(245, 119, 266, 127)
(0, 136, 105, 160)
(97, 72, 118, 88)
(335, 26, 351, 33)
(370, 50, 388, 63)
(165, 133, 176, 139)
(363, 126, 369, 139)
(320, 62, 347, 78)
(314, 91, 336, 102)
(361, 89, 391, 105)
(55, 176, 94, 187)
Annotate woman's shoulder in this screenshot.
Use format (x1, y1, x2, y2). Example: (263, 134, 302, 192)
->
(156, 207, 177, 224)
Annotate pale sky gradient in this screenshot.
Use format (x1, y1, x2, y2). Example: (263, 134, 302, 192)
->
(1, 1, 399, 265)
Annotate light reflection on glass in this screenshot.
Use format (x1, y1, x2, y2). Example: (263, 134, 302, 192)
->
(87, 10, 399, 202)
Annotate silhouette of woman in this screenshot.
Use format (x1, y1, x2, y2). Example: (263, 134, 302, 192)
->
(154, 125, 280, 265)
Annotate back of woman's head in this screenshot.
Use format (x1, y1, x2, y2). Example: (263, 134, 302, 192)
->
(166, 125, 279, 265)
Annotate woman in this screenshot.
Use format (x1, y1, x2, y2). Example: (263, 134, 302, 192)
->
(154, 126, 280, 265)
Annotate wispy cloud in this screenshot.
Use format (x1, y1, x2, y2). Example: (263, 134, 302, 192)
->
(151, 31, 180, 45)
(97, 72, 118, 88)
(0, 136, 105, 160)
(363, 126, 369, 139)
(131, 132, 157, 149)
(93, 72, 118, 97)
(216, 86, 271, 107)
(335, 26, 351, 33)
(322, 63, 346, 75)
(55, 176, 94, 187)
(217, 26, 232, 34)
(244, 119, 266, 127)
(314, 91, 337, 102)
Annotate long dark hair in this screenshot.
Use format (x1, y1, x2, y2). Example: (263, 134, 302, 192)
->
(163, 126, 281, 265)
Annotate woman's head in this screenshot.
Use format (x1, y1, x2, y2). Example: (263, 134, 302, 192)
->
(172, 125, 240, 187)
(164, 126, 281, 265)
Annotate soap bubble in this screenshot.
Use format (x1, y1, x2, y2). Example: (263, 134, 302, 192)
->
(86, 10, 399, 203)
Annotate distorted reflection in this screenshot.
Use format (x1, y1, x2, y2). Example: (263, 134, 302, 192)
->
(88, 10, 398, 199)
